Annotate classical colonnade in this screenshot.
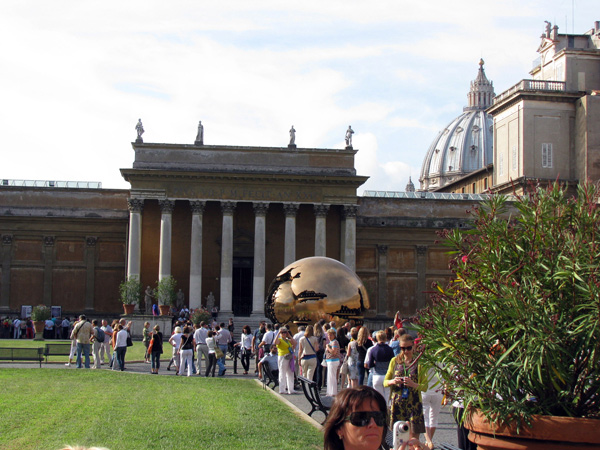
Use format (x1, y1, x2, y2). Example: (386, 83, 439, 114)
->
(126, 198, 358, 316)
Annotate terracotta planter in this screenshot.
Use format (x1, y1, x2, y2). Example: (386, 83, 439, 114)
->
(159, 305, 171, 316)
(123, 304, 135, 315)
(33, 321, 45, 335)
(466, 410, 600, 450)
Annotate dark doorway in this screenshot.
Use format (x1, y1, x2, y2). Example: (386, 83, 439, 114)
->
(232, 257, 253, 316)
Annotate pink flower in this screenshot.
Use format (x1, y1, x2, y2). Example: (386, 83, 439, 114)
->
(461, 255, 468, 263)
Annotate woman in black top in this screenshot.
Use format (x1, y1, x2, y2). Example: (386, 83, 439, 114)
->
(150, 325, 163, 374)
(178, 326, 196, 377)
(356, 326, 373, 385)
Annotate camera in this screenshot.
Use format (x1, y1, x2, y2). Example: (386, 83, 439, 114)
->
(392, 421, 410, 450)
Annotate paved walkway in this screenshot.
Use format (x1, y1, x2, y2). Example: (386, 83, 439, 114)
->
(3, 357, 459, 449)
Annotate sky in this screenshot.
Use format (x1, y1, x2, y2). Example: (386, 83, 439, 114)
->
(1, 1, 597, 194)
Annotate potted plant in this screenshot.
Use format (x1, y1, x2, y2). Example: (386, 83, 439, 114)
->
(31, 304, 51, 339)
(190, 308, 211, 326)
(156, 275, 177, 316)
(417, 182, 600, 449)
(119, 276, 141, 315)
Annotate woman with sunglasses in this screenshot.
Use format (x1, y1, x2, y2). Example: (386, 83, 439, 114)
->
(384, 334, 427, 441)
(323, 386, 388, 450)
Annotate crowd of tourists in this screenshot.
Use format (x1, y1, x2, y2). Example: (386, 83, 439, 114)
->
(1, 315, 72, 340)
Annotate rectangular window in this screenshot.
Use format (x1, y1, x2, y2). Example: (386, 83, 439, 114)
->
(498, 153, 504, 176)
(472, 182, 476, 193)
(512, 145, 517, 171)
(484, 178, 488, 190)
(542, 143, 553, 168)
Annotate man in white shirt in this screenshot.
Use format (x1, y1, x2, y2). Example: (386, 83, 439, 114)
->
(259, 323, 276, 351)
(114, 324, 129, 371)
(194, 322, 209, 375)
(100, 319, 113, 365)
(13, 318, 21, 339)
(292, 326, 305, 378)
(215, 323, 231, 376)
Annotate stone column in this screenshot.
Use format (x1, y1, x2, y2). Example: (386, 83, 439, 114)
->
(416, 245, 428, 311)
(0, 235, 13, 312)
(283, 203, 299, 266)
(126, 198, 144, 278)
(189, 201, 206, 310)
(314, 204, 329, 257)
(252, 202, 269, 316)
(219, 201, 236, 315)
(43, 236, 55, 306)
(158, 199, 175, 281)
(376, 244, 388, 318)
(342, 205, 358, 272)
(85, 237, 97, 312)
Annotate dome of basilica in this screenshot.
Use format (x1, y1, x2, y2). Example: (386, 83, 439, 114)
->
(419, 60, 495, 191)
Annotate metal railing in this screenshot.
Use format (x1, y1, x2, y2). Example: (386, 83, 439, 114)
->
(0, 179, 102, 189)
(362, 191, 492, 201)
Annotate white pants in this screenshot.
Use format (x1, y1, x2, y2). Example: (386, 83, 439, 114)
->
(422, 391, 444, 427)
(372, 373, 390, 404)
(179, 349, 194, 376)
(326, 359, 340, 397)
(196, 343, 209, 374)
(92, 341, 102, 369)
(278, 355, 295, 394)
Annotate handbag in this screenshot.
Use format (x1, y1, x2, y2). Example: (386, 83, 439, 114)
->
(215, 346, 224, 359)
(147, 335, 154, 353)
(126, 332, 133, 347)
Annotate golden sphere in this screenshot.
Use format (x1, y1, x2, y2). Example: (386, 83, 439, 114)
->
(265, 256, 370, 328)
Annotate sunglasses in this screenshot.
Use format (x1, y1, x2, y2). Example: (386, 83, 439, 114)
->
(400, 346, 413, 351)
(344, 411, 386, 427)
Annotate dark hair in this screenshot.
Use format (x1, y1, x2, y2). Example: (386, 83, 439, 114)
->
(323, 386, 388, 450)
(207, 331, 213, 338)
(220, 322, 225, 328)
(183, 326, 191, 334)
(242, 325, 251, 334)
(91, 319, 98, 326)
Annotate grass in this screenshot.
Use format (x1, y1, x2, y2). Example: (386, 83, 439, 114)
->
(0, 339, 154, 362)
(0, 369, 324, 450)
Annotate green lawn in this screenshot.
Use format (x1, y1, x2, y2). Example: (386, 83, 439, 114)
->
(0, 339, 153, 362)
(0, 369, 323, 450)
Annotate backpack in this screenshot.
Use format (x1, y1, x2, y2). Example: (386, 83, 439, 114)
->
(95, 327, 105, 343)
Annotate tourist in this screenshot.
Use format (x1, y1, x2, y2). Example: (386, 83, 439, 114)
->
(150, 325, 163, 374)
(252, 321, 266, 373)
(167, 326, 183, 372)
(215, 323, 231, 376)
(365, 330, 394, 402)
(274, 326, 297, 395)
(323, 386, 387, 450)
(71, 315, 93, 369)
(258, 345, 279, 380)
(325, 328, 341, 396)
(298, 324, 318, 381)
(314, 321, 327, 390)
(356, 327, 373, 385)
(345, 327, 359, 389)
(238, 325, 253, 375)
(61, 316, 71, 340)
(193, 321, 209, 375)
(142, 321, 151, 363)
(177, 326, 195, 377)
(90, 319, 104, 369)
(205, 330, 217, 377)
(113, 324, 129, 371)
(422, 366, 443, 450)
(99, 320, 113, 365)
(384, 334, 427, 441)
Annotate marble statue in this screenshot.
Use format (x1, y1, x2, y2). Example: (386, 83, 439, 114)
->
(345, 125, 354, 147)
(176, 289, 185, 309)
(205, 291, 215, 310)
(289, 126, 296, 146)
(195, 121, 204, 145)
(144, 286, 154, 315)
(135, 119, 144, 139)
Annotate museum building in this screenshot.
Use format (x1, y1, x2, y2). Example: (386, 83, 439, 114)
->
(1, 21, 599, 326)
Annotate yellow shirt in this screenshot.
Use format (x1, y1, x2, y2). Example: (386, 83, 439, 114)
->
(276, 338, 293, 357)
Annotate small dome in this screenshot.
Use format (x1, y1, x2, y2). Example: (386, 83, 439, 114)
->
(405, 176, 415, 192)
(419, 60, 495, 191)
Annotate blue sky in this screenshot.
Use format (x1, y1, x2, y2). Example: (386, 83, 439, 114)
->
(1, 1, 597, 193)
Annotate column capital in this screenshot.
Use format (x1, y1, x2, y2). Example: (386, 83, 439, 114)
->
(221, 201, 237, 214)
(44, 236, 55, 247)
(190, 200, 206, 214)
(342, 204, 358, 218)
(127, 198, 144, 213)
(377, 244, 388, 255)
(283, 203, 300, 217)
(159, 199, 175, 214)
(86, 236, 98, 247)
(2, 234, 13, 245)
(313, 203, 330, 218)
(416, 245, 428, 256)
(253, 202, 269, 216)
